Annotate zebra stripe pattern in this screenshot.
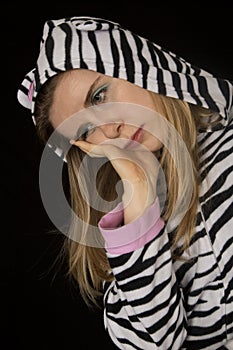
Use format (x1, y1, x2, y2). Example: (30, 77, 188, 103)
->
(17, 17, 233, 348)
(103, 118, 233, 349)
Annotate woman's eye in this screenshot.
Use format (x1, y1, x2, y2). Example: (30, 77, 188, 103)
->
(76, 123, 96, 141)
(91, 84, 108, 106)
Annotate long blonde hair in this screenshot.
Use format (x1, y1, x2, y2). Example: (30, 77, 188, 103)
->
(34, 71, 214, 307)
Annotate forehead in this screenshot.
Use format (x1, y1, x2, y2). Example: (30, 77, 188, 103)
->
(50, 69, 102, 128)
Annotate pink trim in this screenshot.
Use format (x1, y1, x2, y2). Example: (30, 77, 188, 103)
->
(28, 82, 34, 101)
(98, 198, 164, 254)
(106, 218, 164, 254)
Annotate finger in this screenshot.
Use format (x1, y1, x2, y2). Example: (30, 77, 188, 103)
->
(71, 139, 125, 157)
(70, 139, 93, 150)
(70, 139, 107, 157)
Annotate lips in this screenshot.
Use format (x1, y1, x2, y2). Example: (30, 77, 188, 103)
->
(131, 127, 143, 143)
(125, 126, 144, 149)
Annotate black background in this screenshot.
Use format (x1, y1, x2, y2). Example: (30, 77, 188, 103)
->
(3, 1, 233, 349)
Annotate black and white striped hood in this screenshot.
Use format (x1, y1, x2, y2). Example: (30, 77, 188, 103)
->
(17, 16, 233, 127)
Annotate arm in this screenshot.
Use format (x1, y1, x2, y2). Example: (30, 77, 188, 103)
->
(99, 200, 187, 350)
(73, 140, 187, 349)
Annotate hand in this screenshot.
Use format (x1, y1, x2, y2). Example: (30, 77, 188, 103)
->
(71, 139, 160, 224)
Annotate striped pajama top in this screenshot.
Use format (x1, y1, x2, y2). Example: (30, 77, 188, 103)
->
(16, 16, 233, 350)
(99, 115, 233, 349)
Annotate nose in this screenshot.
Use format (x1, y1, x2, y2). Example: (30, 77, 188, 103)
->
(99, 121, 124, 139)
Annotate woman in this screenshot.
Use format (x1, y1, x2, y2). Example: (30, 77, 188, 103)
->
(17, 16, 233, 349)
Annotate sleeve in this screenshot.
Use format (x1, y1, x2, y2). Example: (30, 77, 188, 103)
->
(98, 198, 188, 349)
(98, 197, 164, 254)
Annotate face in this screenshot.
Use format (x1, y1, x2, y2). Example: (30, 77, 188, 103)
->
(50, 69, 164, 152)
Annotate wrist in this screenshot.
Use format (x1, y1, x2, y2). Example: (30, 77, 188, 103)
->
(122, 182, 156, 224)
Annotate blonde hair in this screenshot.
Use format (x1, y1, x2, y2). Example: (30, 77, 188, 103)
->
(34, 72, 214, 307)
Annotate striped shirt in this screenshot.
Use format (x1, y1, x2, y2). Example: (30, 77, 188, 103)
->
(99, 116, 233, 349)
(16, 16, 233, 349)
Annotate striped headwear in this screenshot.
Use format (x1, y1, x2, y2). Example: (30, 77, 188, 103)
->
(17, 16, 233, 127)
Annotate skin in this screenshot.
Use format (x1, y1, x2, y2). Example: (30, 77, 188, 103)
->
(49, 69, 164, 223)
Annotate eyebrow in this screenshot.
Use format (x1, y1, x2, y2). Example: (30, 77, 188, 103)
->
(84, 75, 103, 108)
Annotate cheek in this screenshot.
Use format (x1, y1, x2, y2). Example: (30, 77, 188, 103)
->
(87, 128, 107, 144)
(144, 132, 163, 152)
(117, 82, 150, 102)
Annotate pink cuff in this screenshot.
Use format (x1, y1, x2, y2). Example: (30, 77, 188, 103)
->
(98, 197, 164, 254)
